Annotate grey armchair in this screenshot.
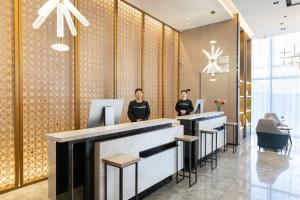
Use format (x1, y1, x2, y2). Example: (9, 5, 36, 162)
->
(264, 113, 288, 127)
(256, 118, 289, 150)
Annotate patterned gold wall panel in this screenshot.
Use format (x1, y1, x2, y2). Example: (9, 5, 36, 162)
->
(79, 0, 115, 128)
(143, 16, 163, 119)
(117, 1, 142, 122)
(21, 0, 75, 184)
(163, 26, 179, 118)
(0, 0, 16, 192)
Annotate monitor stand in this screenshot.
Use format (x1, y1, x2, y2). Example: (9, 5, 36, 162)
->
(104, 106, 115, 126)
(194, 105, 201, 114)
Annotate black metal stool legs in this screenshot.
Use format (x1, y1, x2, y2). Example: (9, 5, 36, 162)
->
(189, 143, 192, 187)
(135, 163, 138, 200)
(223, 123, 238, 154)
(175, 138, 198, 187)
(224, 125, 226, 152)
(215, 133, 218, 168)
(104, 163, 139, 200)
(105, 163, 107, 200)
(200, 130, 218, 170)
(119, 168, 123, 200)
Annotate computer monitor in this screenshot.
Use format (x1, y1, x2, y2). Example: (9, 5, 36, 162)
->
(87, 99, 124, 128)
(193, 99, 205, 114)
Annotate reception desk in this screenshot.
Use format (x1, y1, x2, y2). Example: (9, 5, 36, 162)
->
(46, 119, 183, 200)
(177, 112, 226, 167)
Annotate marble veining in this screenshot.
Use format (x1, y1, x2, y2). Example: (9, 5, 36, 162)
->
(1, 135, 300, 200)
(46, 118, 177, 143)
(176, 112, 224, 120)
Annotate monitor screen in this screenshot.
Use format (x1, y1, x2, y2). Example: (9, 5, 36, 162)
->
(87, 99, 124, 128)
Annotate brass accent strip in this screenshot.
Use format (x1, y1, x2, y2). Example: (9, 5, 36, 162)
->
(141, 13, 145, 88)
(13, 0, 21, 188)
(177, 32, 180, 99)
(114, 0, 118, 98)
(74, 0, 80, 129)
(162, 25, 165, 118)
(120, 0, 179, 32)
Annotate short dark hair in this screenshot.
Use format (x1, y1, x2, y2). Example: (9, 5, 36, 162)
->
(135, 88, 143, 93)
(181, 89, 190, 94)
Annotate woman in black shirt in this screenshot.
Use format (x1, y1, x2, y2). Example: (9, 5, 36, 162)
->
(175, 89, 194, 116)
(128, 88, 150, 122)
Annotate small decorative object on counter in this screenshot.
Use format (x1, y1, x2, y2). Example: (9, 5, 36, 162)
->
(214, 98, 226, 111)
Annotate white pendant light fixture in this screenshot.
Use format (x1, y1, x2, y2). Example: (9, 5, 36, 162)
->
(32, 0, 89, 51)
(202, 40, 223, 81)
(51, 38, 70, 52)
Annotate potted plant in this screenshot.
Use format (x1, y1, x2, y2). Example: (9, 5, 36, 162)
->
(214, 98, 226, 112)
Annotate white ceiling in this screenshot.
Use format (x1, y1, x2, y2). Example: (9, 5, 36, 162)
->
(232, 0, 300, 38)
(125, 0, 232, 31)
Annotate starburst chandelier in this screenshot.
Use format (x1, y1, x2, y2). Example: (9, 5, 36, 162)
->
(202, 40, 223, 81)
(32, 0, 89, 51)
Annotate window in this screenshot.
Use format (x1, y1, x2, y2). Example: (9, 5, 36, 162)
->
(252, 32, 300, 137)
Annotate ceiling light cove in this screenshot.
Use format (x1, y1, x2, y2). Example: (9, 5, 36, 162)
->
(218, 0, 255, 38)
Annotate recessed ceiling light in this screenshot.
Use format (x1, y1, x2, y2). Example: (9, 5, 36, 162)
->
(211, 10, 216, 15)
(273, 1, 279, 5)
(186, 17, 190, 21)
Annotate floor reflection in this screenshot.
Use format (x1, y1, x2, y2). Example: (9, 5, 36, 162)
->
(255, 151, 289, 185)
(1, 135, 300, 200)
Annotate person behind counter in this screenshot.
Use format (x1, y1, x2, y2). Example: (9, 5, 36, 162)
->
(128, 88, 150, 122)
(175, 89, 194, 116)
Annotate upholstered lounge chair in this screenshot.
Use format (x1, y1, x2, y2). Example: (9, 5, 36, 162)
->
(256, 118, 289, 150)
(264, 113, 288, 127)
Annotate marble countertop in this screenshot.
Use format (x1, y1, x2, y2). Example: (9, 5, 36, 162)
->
(176, 112, 224, 120)
(46, 118, 177, 143)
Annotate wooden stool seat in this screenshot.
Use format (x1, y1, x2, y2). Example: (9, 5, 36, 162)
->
(175, 135, 199, 143)
(103, 153, 140, 168)
(200, 129, 217, 134)
(224, 122, 238, 126)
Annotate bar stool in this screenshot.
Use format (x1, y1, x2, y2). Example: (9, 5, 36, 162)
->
(223, 122, 238, 153)
(200, 129, 218, 170)
(103, 153, 141, 200)
(175, 135, 199, 187)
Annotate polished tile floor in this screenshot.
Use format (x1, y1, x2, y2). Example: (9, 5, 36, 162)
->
(1, 135, 299, 200)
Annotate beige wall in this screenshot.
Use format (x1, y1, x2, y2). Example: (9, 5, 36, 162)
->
(179, 16, 239, 123)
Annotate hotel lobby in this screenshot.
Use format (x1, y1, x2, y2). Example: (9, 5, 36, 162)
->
(1, 0, 300, 200)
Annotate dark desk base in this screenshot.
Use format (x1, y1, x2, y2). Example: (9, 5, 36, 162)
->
(55, 123, 173, 200)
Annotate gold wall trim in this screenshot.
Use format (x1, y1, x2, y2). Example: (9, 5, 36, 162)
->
(141, 13, 145, 89)
(75, 0, 80, 130)
(14, 0, 24, 186)
(114, 0, 118, 98)
(162, 25, 165, 117)
(13, 0, 21, 188)
(177, 32, 180, 99)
